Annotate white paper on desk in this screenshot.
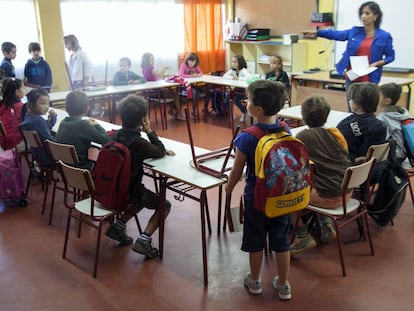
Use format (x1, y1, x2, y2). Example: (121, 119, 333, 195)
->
(346, 56, 377, 81)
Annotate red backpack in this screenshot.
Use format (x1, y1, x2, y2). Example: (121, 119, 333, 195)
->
(245, 124, 312, 218)
(91, 142, 130, 209)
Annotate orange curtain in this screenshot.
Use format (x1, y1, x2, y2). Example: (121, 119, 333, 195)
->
(183, 0, 225, 73)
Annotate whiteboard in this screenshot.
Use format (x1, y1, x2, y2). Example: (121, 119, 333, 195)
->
(334, 0, 413, 70)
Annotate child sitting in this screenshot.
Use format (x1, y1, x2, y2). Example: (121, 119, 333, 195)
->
(337, 82, 386, 163)
(377, 82, 409, 163)
(112, 57, 145, 86)
(290, 96, 352, 255)
(179, 52, 203, 78)
(0, 78, 25, 151)
(265, 56, 290, 91)
(106, 94, 175, 259)
(56, 91, 110, 169)
(223, 55, 251, 122)
(20, 88, 56, 165)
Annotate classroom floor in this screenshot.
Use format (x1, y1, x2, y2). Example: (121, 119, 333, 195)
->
(1, 108, 414, 311)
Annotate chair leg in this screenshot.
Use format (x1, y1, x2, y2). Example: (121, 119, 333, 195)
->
(134, 215, 143, 234)
(63, 211, 72, 259)
(363, 213, 375, 256)
(205, 195, 212, 235)
(41, 171, 50, 215)
(48, 181, 58, 226)
(93, 222, 103, 278)
(332, 219, 347, 277)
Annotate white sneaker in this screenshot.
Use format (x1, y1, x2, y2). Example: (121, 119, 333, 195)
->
(243, 273, 262, 295)
(239, 113, 246, 122)
(273, 276, 291, 301)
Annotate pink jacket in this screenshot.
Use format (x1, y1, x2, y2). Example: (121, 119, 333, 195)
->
(0, 102, 23, 149)
(179, 63, 203, 78)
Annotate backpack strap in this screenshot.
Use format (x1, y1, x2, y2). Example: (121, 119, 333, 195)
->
(244, 122, 289, 140)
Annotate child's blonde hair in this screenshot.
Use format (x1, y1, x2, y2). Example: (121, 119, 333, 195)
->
(269, 56, 284, 71)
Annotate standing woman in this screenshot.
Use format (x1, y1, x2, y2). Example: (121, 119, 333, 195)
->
(63, 34, 92, 89)
(317, 1, 394, 110)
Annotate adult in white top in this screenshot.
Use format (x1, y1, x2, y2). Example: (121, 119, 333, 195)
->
(64, 34, 92, 89)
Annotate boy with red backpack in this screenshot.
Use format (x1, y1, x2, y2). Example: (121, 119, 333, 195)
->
(225, 80, 296, 301)
(105, 94, 175, 259)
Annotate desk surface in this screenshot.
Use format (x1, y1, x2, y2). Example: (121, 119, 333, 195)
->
(294, 71, 414, 86)
(278, 106, 351, 128)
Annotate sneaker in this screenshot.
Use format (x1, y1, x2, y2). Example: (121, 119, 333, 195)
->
(132, 238, 159, 259)
(320, 223, 337, 243)
(273, 276, 291, 301)
(243, 273, 262, 295)
(290, 234, 317, 256)
(239, 113, 246, 122)
(176, 112, 186, 121)
(168, 109, 177, 118)
(105, 224, 133, 246)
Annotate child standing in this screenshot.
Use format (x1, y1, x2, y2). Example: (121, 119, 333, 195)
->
(377, 82, 409, 163)
(225, 80, 292, 301)
(112, 57, 145, 86)
(179, 52, 203, 78)
(20, 88, 56, 165)
(265, 56, 290, 92)
(337, 82, 386, 163)
(290, 96, 352, 255)
(56, 91, 110, 170)
(24, 42, 53, 91)
(0, 78, 25, 150)
(0, 42, 17, 78)
(105, 94, 174, 258)
(223, 55, 251, 122)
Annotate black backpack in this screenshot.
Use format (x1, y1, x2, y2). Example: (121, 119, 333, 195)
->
(367, 140, 409, 226)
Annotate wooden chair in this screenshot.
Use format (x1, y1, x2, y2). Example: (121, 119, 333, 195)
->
(20, 129, 53, 214)
(303, 157, 376, 276)
(365, 142, 390, 163)
(58, 160, 120, 278)
(45, 140, 79, 226)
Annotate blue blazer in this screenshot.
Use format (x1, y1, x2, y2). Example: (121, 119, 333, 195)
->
(318, 26, 395, 83)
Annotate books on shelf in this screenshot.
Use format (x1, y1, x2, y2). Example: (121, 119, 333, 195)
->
(246, 28, 270, 41)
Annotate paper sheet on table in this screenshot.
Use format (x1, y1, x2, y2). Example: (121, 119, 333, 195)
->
(346, 56, 377, 81)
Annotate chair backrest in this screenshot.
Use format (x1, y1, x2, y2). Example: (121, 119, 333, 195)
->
(58, 160, 94, 193)
(342, 157, 376, 191)
(45, 140, 79, 167)
(365, 142, 390, 162)
(20, 129, 43, 150)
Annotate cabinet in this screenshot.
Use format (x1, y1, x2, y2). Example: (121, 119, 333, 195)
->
(225, 40, 307, 75)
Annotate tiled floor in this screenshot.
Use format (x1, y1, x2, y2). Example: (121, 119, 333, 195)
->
(1, 110, 414, 310)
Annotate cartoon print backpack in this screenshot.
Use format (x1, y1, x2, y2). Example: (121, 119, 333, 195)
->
(245, 125, 311, 218)
(91, 142, 131, 209)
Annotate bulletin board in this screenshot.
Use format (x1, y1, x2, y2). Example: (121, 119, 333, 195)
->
(234, 0, 316, 36)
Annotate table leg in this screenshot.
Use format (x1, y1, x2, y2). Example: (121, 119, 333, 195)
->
(158, 176, 167, 259)
(217, 185, 223, 235)
(200, 189, 208, 287)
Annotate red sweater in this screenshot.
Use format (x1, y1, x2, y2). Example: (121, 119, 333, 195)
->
(0, 102, 23, 149)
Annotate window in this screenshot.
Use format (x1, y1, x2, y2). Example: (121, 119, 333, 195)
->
(60, 0, 184, 82)
(0, 0, 38, 78)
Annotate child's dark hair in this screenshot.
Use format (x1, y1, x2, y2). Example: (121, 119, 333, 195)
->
(65, 90, 89, 116)
(185, 52, 200, 67)
(1, 42, 16, 53)
(301, 96, 330, 127)
(233, 55, 247, 70)
(119, 95, 148, 129)
(359, 1, 382, 28)
(348, 82, 379, 113)
(379, 82, 402, 106)
(27, 88, 49, 110)
(247, 80, 286, 116)
(141, 53, 153, 69)
(63, 34, 81, 51)
(119, 57, 131, 67)
(0, 78, 23, 108)
(28, 42, 41, 53)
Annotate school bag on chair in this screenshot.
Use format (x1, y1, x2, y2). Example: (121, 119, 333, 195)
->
(91, 141, 130, 209)
(245, 124, 312, 218)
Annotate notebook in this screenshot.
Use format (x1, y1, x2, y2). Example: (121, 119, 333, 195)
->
(185, 109, 239, 178)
